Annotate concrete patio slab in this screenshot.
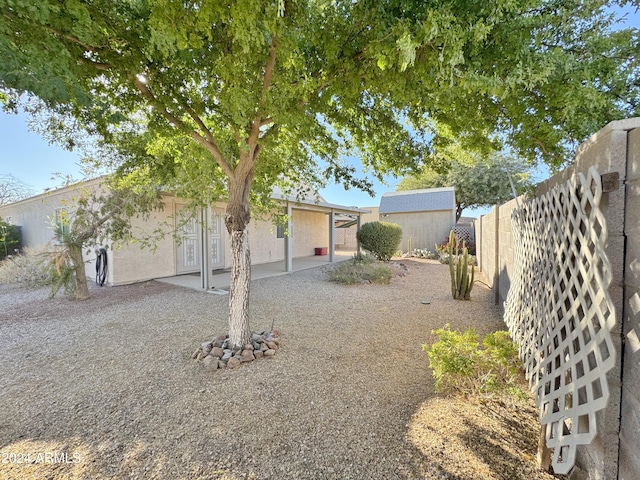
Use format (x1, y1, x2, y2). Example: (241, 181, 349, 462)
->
(155, 252, 354, 292)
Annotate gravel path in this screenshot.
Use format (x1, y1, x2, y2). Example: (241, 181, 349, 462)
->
(0, 259, 555, 479)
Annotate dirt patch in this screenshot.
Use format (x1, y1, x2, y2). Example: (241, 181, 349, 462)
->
(0, 259, 560, 479)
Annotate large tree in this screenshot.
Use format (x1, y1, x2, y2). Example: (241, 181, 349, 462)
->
(0, 1, 638, 348)
(0, 174, 33, 205)
(397, 153, 534, 220)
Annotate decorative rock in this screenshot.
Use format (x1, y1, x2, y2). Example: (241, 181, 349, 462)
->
(203, 355, 218, 369)
(195, 330, 281, 370)
(252, 333, 265, 342)
(227, 357, 241, 369)
(211, 347, 224, 358)
(201, 342, 213, 355)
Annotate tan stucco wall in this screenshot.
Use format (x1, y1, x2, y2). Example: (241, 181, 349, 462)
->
(0, 180, 101, 248)
(231, 206, 330, 267)
(336, 207, 379, 251)
(292, 208, 330, 258)
(110, 195, 178, 285)
(0, 179, 107, 283)
(380, 209, 455, 252)
(1, 187, 349, 285)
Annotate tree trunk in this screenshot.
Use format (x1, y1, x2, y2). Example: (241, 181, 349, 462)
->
(225, 166, 254, 349)
(68, 243, 90, 301)
(228, 225, 251, 348)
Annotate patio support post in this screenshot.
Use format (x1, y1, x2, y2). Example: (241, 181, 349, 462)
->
(285, 203, 293, 272)
(356, 214, 362, 256)
(329, 209, 335, 262)
(200, 206, 211, 290)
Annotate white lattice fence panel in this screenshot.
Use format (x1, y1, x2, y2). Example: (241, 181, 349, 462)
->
(504, 167, 616, 474)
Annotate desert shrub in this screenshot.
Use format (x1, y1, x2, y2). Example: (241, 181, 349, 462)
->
(356, 221, 402, 261)
(326, 255, 392, 285)
(436, 233, 476, 258)
(411, 248, 437, 259)
(423, 325, 526, 400)
(46, 247, 78, 298)
(0, 247, 52, 287)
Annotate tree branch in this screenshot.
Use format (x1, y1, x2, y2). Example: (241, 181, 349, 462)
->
(132, 76, 235, 177)
(252, 37, 279, 139)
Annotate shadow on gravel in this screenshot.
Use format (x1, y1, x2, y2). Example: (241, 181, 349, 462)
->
(0, 261, 526, 479)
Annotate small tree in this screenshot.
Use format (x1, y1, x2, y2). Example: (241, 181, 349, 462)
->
(49, 178, 163, 300)
(398, 153, 533, 221)
(356, 221, 402, 261)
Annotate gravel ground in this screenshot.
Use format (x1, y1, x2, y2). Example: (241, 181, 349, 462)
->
(0, 259, 558, 479)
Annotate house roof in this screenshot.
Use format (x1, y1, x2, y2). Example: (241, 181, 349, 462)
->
(379, 187, 455, 214)
(0, 177, 369, 216)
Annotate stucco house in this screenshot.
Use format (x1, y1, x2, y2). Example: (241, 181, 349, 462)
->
(0, 179, 368, 290)
(379, 187, 457, 252)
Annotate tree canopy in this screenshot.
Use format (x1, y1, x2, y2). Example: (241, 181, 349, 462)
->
(1, 0, 638, 347)
(397, 153, 533, 220)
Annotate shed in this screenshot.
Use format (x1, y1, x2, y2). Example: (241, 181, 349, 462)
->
(379, 187, 456, 252)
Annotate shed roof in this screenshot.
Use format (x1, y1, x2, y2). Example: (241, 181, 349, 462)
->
(379, 187, 455, 214)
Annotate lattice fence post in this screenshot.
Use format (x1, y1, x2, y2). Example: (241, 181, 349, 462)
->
(504, 166, 616, 475)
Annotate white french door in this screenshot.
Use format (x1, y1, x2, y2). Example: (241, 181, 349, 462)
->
(176, 205, 201, 274)
(209, 208, 225, 270)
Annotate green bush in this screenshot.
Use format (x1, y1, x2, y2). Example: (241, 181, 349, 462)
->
(356, 221, 402, 261)
(326, 255, 392, 285)
(423, 325, 526, 400)
(0, 218, 22, 261)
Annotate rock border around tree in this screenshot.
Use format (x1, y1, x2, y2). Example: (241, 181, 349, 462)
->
(192, 330, 281, 370)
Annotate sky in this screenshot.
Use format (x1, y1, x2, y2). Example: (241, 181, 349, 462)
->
(1, 4, 638, 217)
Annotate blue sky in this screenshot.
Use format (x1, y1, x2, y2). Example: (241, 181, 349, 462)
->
(1, 4, 637, 216)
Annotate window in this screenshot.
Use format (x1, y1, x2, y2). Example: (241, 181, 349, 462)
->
(54, 207, 70, 240)
(276, 224, 285, 239)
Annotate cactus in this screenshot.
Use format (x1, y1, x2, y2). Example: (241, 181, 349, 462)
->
(447, 230, 475, 300)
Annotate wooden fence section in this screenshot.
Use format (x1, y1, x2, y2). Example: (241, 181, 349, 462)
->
(475, 118, 640, 479)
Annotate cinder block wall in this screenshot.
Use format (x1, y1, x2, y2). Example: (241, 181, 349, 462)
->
(475, 118, 640, 479)
(619, 126, 640, 480)
(477, 208, 496, 288)
(534, 121, 634, 480)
